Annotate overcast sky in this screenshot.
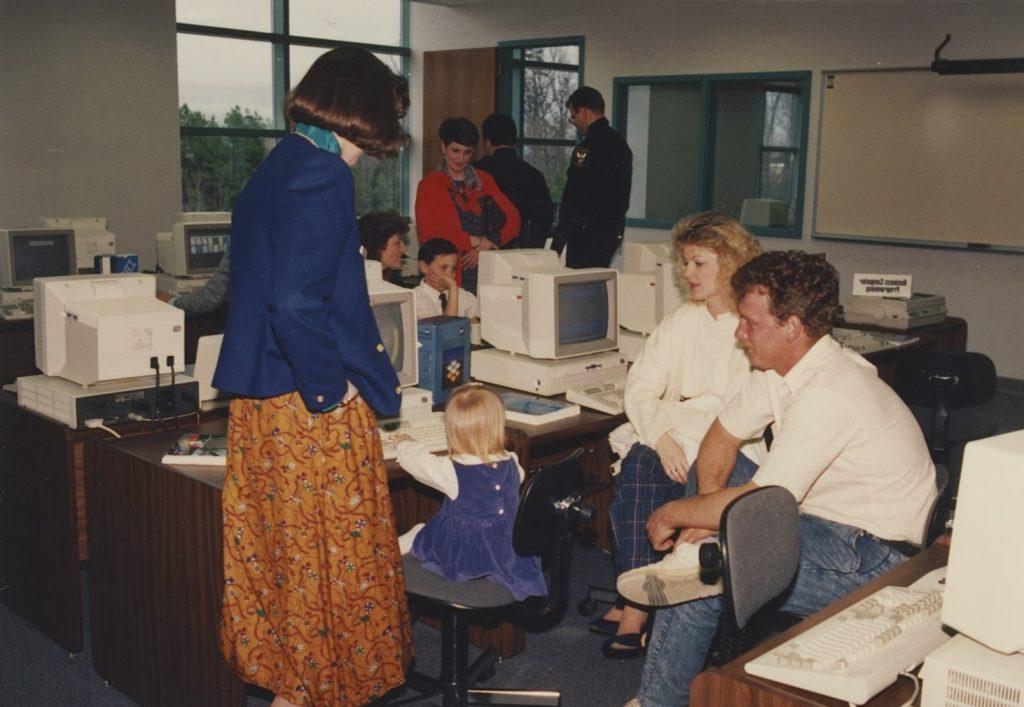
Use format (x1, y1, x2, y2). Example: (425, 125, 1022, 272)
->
(176, 0, 402, 122)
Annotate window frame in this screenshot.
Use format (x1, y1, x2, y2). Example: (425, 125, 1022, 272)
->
(612, 70, 811, 238)
(497, 36, 584, 202)
(176, 0, 411, 213)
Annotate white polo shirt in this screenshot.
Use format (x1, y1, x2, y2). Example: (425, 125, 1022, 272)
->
(413, 281, 479, 320)
(719, 335, 936, 543)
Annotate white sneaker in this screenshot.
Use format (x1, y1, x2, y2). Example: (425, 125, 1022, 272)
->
(616, 540, 723, 607)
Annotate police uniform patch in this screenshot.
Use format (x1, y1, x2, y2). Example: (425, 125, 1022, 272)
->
(571, 147, 590, 168)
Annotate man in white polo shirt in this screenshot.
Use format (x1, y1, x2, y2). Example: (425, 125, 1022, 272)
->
(628, 250, 937, 707)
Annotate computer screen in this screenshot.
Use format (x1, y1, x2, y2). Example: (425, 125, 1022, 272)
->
(185, 223, 231, 273)
(34, 273, 184, 386)
(618, 240, 684, 335)
(0, 228, 77, 289)
(365, 260, 418, 387)
(40, 217, 116, 270)
(477, 249, 618, 359)
(559, 280, 609, 345)
(941, 429, 1024, 655)
(156, 215, 231, 277)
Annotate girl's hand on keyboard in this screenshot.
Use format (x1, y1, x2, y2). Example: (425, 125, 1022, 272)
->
(392, 432, 413, 444)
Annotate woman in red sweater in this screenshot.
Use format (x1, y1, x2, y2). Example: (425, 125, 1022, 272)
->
(415, 116, 520, 293)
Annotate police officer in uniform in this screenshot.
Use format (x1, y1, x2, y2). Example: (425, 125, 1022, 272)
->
(555, 86, 632, 268)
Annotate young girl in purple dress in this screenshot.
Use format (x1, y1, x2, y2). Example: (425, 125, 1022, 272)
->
(393, 384, 546, 600)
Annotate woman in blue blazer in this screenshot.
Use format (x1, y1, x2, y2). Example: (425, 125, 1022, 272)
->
(214, 48, 413, 707)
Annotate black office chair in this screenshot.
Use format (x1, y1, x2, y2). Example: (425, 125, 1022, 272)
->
(700, 486, 802, 667)
(894, 350, 996, 535)
(391, 449, 592, 707)
(894, 350, 997, 465)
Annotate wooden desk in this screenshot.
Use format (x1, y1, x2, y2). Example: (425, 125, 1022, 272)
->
(0, 393, 220, 653)
(88, 421, 245, 706)
(691, 543, 949, 706)
(85, 416, 616, 706)
(0, 318, 36, 384)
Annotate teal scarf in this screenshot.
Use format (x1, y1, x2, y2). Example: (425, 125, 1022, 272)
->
(295, 123, 340, 155)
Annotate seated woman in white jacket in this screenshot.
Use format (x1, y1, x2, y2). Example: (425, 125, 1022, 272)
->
(596, 212, 767, 659)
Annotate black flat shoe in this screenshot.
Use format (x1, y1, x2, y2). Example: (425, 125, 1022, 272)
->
(601, 632, 647, 660)
(588, 617, 619, 636)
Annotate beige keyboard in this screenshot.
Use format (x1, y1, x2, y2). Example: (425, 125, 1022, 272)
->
(379, 411, 448, 461)
(566, 379, 626, 416)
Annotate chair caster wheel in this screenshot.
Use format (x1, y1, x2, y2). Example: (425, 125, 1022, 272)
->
(578, 598, 598, 616)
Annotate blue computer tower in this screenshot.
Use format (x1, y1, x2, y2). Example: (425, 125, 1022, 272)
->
(417, 316, 471, 405)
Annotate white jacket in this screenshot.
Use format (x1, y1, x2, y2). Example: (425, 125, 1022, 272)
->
(610, 302, 767, 466)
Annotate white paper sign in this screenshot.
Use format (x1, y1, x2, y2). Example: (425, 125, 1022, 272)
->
(852, 273, 913, 298)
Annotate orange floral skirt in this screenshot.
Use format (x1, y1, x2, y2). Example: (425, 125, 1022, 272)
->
(220, 392, 413, 705)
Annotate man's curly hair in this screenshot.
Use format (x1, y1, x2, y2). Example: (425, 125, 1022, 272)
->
(730, 250, 839, 338)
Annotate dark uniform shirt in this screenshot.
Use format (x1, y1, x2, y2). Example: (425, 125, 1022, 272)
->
(473, 147, 555, 250)
(557, 117, 632, 268)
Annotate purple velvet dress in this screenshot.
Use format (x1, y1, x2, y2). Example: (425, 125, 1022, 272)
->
(411, 457, 547, 600)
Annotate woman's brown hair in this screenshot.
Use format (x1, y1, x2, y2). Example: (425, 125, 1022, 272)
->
(285, 46, 410, 158)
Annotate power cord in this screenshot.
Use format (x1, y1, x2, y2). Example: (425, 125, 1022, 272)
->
(896, 670, 921, 707)
(84, 418, 122, 438)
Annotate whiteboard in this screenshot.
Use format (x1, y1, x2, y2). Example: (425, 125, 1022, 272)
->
(813, 68, 1024, 250)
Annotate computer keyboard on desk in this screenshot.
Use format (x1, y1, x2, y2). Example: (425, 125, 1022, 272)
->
(565, 378, 626, 416)
(745, 572, 950, 705)
(0, 300, 33, 320)
(831, 327, 919, 355)
(379, 411, 448, 461)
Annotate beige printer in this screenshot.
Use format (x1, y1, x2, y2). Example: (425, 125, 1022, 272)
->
(843, 293, 947, 330)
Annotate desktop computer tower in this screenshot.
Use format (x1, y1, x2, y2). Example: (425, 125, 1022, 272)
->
(417, 316, 471, 405)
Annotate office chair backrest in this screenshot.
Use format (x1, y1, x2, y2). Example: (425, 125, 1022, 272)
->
(513, 448, 585, 557)
(721, 486, 801, 629)
(510, 448, 589, 626)
(917, 463, 949, 550)
(894, 351, 996, 408)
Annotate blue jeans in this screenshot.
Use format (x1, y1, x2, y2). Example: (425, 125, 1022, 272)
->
(637, 513, 907, 706)
(609, 445, 760, 575)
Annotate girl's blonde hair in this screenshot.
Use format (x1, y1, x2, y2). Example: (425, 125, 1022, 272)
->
(671, 212, 762, 309)
(444, 384, 507, 459)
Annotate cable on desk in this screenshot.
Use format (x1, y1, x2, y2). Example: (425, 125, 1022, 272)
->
(84, 418, 122, 438)
(897, 670, 921, 707)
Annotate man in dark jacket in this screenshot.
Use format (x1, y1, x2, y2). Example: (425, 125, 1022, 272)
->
(556, 86, 632, 268)
(473, 113, 555, 250)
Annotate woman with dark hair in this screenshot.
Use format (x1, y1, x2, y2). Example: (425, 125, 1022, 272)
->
(213, 47, 413, 707)
(414, 116, 520, 293)
(359, 209, 409, 283)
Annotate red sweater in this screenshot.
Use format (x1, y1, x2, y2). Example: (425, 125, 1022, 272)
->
(415, 169, 521, 271)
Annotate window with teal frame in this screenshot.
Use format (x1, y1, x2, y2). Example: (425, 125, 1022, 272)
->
(176, 0, 410, 215)
(497, 37, 584, 202)
(612, 71, 810, 238)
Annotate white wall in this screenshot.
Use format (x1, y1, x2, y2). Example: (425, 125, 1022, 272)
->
(0, 0, 181, 270)
(408, 0, 1024, 378)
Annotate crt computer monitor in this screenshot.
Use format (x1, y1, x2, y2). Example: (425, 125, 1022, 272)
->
(477, 249, 618, 359)
(940, 429, 1024, 655)
(618, 240, 684, 335)
(0, 228, 77, 289)
(34, 273, 184, 386)
(156, 214, 231, 277)
(365, 260, 418, 387)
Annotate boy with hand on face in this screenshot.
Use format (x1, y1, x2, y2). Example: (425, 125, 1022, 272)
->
(413, 238, 480, 321)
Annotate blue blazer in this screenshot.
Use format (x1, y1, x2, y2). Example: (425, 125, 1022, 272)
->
(213, 134, 402, 417)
